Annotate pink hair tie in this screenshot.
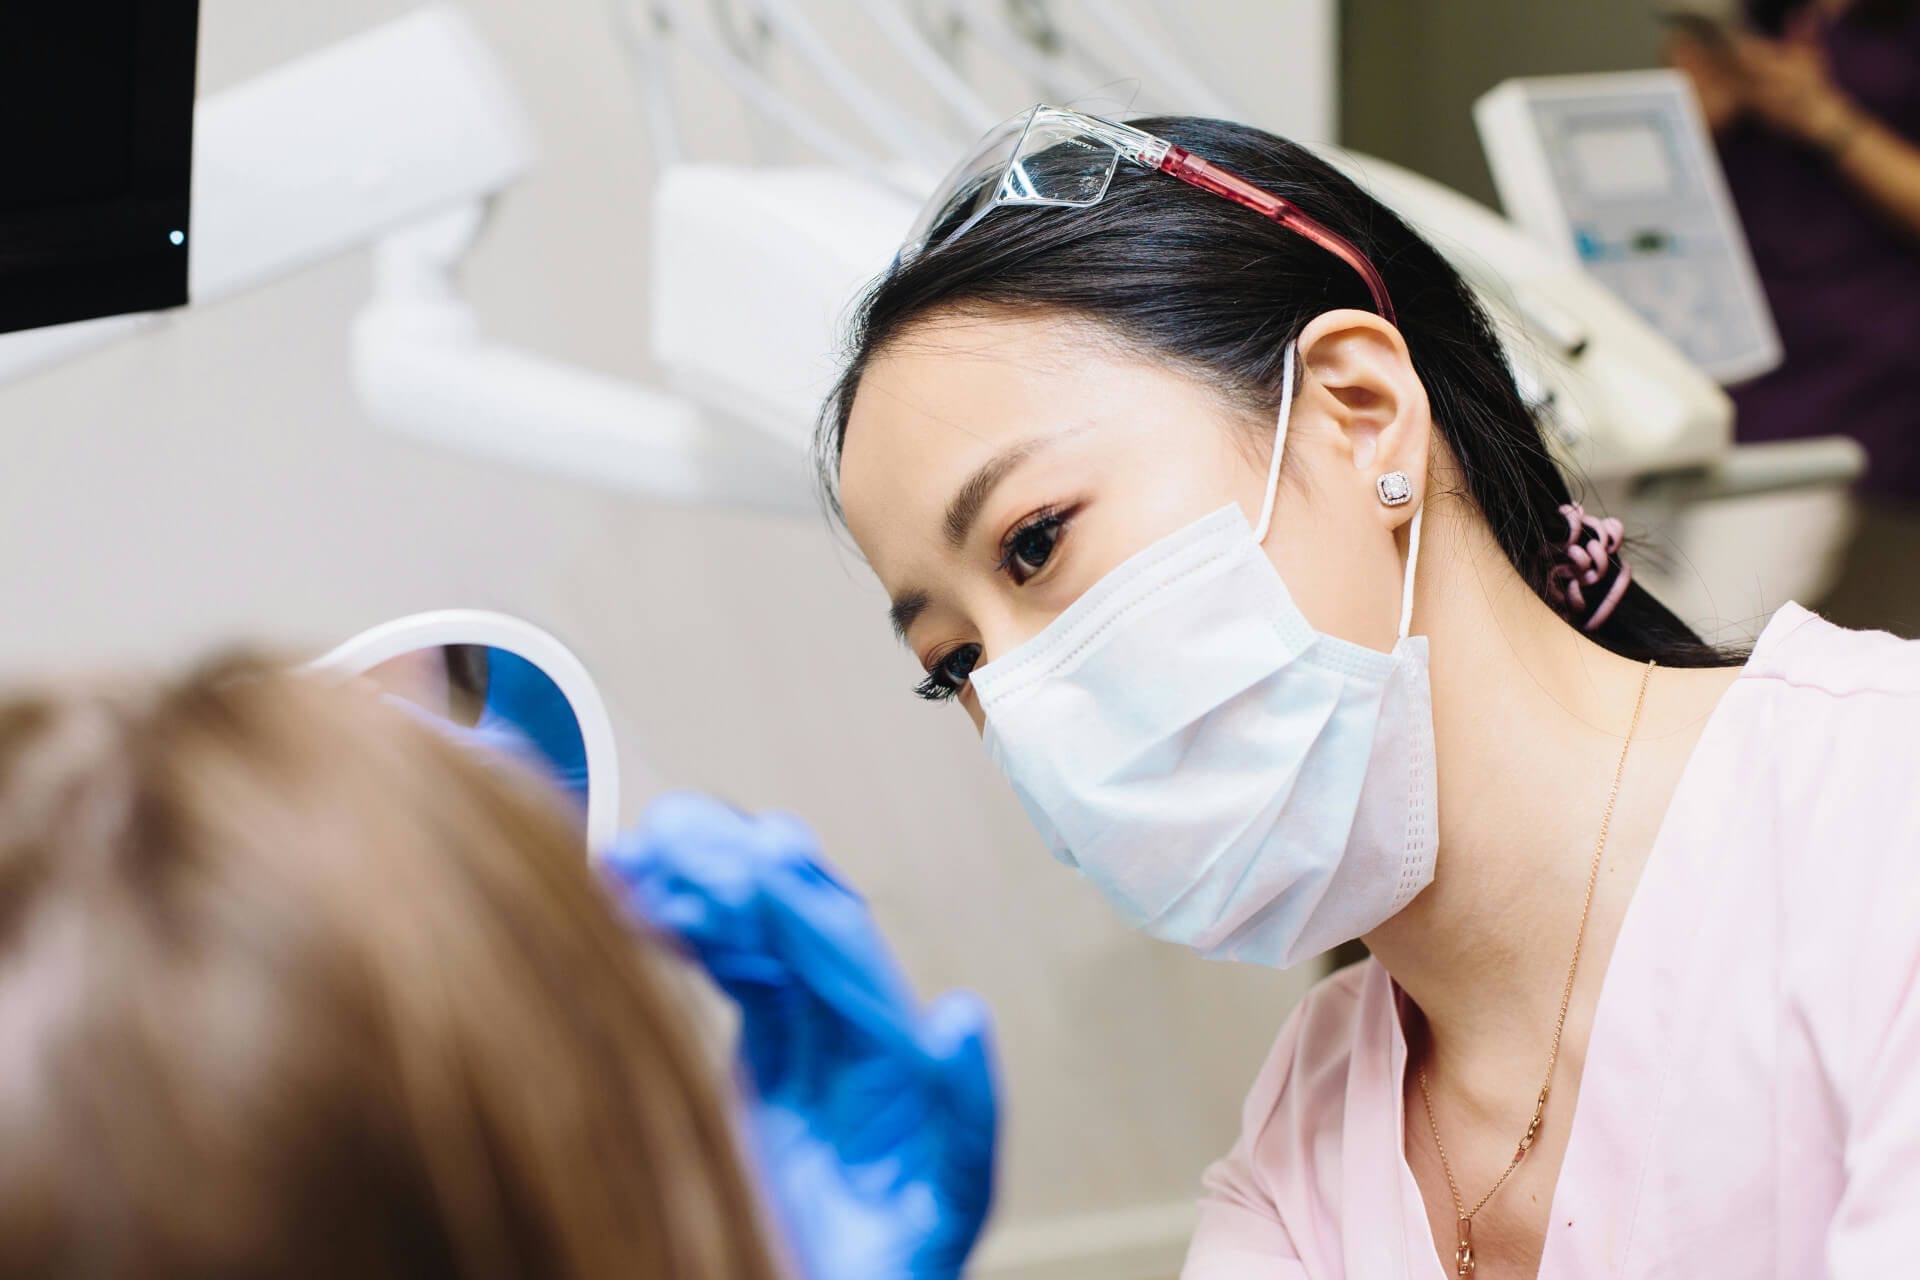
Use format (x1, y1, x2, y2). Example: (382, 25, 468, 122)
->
(1547, 503, 1632, 632)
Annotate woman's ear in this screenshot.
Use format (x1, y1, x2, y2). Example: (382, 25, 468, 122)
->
(1296, 310, 1431, 532)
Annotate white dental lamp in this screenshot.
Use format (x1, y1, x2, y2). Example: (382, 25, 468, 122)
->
(0, 4, 813, 516)
(1, 9, 521, 384)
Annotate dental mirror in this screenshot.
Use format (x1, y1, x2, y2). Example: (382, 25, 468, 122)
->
(310, 611, 621, 855)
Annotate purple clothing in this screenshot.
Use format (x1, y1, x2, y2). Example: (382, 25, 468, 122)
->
(1719, 4, 1920, 500)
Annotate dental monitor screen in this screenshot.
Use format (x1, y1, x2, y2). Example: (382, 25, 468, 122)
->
(1568, 123, 1676, 201)
(0, 1, 200, 336)
(1476, 71, 1783, 385)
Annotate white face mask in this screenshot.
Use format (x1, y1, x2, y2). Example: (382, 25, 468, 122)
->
(968, 346, 1438, 969)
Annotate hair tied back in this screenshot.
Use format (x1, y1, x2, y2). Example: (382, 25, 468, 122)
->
(1549, 503, 1632, 632)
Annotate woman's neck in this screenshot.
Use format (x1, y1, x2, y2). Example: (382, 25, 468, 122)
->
(1363, 503, 1742, 1094)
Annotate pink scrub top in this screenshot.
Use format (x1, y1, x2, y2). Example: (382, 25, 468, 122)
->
(1185, 604, 1920, 1278)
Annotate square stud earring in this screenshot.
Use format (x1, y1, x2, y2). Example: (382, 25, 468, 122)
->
(1376, 471, 1414, 507)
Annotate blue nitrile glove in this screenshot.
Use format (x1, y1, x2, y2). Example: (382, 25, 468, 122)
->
(604, 792, 998, 1280)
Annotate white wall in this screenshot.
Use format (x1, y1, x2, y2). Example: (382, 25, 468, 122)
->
(0, 3, 1333, 1274)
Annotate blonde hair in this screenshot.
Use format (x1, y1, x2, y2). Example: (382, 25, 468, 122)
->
(0, 658, 786, 1279)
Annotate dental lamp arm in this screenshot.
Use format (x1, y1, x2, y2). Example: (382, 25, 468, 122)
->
(742, 0, 958, 168)
(641, 0, 898, 181)
(607, 0, 685, 169)
(847, 0, 1001, 134)
(352, 206, 814, 515)
(919, 0, 1101, 106)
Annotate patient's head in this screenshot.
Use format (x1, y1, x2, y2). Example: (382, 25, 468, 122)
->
(0, 659, 782, 1280)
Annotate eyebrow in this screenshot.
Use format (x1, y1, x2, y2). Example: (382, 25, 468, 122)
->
(887, 428, 1088, 645)
(942, 437, 1046, 549)
(889, 590, 931, 642)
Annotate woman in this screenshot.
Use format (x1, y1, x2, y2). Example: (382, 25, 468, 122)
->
(777, 109, 1920, 1276)
(1669, 0, 1920, 631)
(0, 660, 994, 1279)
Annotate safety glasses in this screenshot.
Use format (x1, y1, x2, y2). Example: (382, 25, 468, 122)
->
(900, 105, 1396, 325)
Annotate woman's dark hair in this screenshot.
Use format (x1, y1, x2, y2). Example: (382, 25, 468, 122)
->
(818, 116, 1736, 668)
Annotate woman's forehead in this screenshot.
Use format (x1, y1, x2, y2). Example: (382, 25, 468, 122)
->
(849, 312, 1110, 439)
(838, 314, 1199, 522)
(840, 319, 1082, 536)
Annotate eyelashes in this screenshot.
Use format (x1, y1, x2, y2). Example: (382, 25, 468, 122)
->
(914, 644, 980, 702)
(995, 505, 1071, 585)
(913, 504, 1081, 703)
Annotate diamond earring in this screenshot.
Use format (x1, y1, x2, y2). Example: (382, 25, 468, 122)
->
(1376, 471, 1413, 507)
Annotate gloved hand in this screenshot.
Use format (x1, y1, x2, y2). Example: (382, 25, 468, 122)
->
(605, 793, 998, 1280)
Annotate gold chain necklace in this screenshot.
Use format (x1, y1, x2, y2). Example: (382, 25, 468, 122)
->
(1416, 659, 1654, 1278)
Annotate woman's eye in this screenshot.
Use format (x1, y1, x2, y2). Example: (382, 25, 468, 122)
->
(999, 511, 1069, 584)
(913, 644, 982, 703)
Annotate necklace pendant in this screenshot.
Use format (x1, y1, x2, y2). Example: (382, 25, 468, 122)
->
(1456, 1219, 1475, 1277)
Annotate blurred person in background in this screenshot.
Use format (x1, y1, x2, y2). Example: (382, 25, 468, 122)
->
(1669, 0, 1920, 633)
(0, 661, 995, 1279)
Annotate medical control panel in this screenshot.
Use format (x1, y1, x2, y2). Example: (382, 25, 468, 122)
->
(1476, 71, 1781, 385)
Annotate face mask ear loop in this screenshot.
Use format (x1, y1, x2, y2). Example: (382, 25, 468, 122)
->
(1397, 506, 1423, 640)
(1252, 343, 1297, 545)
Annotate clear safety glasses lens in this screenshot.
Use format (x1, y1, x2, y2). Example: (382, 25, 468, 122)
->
(999, 114, 1122, 207)
(902, 107, 1124, 263)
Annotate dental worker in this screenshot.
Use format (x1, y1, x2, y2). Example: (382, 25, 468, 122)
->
(646, 110, 1920, 1278)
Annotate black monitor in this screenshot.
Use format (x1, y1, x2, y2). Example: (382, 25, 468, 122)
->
(0, 2, 202, 336)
